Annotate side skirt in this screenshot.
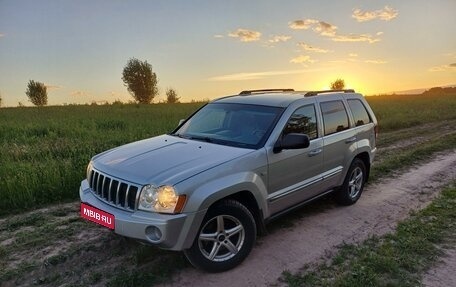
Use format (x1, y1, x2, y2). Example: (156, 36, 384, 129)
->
(265, 189, 335, 224)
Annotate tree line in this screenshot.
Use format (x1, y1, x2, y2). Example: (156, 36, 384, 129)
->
(24, 58, 180, 106)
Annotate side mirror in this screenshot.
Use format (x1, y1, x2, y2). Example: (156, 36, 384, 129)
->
(273, 133, 310, 153)
(178, 119, 185, 126)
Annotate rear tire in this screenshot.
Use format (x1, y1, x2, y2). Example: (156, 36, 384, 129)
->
(335, 158, 366, 206)
(184, 199, 256, 272)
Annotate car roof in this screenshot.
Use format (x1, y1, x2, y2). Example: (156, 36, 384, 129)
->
(213, 92, 306, 107)
(212, 90, 360, 108)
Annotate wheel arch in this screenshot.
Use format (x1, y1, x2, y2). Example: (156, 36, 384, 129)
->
(214, 190, 266, 235)
(354, 151, 371, 182)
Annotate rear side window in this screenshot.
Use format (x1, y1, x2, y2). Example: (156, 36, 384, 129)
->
(348, 99, 371, 126)
(320, 100, 349, 136)
(283, 105, 318, 139)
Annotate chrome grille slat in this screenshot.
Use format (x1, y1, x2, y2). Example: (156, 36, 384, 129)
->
(97, 175, 104, 196)
(101, 177, 107, 198)
(86, 167, 140, 212)
(108, 180, 113, 202)
(116, 181, 121, 205)
(134, 186, 141, 210)
(124, 185, 130, 208)
(89, 170, 95, 187)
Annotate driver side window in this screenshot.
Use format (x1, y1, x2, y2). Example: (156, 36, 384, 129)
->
(283, 105, 318, 140)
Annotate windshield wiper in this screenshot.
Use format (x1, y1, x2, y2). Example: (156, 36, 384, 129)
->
(171, 133, 187, 139)
(188, 135, 213, 143)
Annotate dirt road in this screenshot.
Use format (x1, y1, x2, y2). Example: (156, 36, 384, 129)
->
(162, 151, 456, 287)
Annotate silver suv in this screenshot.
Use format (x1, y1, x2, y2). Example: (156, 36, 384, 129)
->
(80, 89, 378, 272)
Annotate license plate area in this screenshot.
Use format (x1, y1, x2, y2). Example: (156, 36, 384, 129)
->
(80, 203, 115, 229)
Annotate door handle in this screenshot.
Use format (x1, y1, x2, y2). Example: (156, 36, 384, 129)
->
(345, 137, 357, 144)
(308, 148, 322, 157)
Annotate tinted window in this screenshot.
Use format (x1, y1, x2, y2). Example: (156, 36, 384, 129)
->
(348, 99, 371, 126)
(283, 105, 318, 139)
(320, 101, 349, 135)
(174, 103, 283, 149)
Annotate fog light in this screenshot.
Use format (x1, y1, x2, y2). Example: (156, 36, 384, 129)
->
(145, 226, 162, 242)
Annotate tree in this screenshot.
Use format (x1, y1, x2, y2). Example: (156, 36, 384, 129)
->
(166, 88, 180, 103)
(26, 80, 48, 106)
(330, 78, 345, 90)
(122, 58, 158, 103)
(0, 92, 2, 107)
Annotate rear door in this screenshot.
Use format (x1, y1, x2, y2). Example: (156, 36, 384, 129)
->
(318, 96, 358, 189)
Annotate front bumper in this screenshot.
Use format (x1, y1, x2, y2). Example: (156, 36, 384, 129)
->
(79, 179, 205, 250)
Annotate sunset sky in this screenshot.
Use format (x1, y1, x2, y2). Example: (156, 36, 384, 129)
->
(0, 0, 455, 106)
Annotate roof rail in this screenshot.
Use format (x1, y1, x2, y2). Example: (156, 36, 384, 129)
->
(239, 89, 295, 95)
(304, 89, 355, 97)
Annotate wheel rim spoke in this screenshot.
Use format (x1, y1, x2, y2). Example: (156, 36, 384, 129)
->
(226, 225, 243, 238)
(349, 167, 363, 198)
(216, 215, 225, 233)
(199, 232, 217, 242)
(208, 242, 221, 260)
(223, 240, 238, 255)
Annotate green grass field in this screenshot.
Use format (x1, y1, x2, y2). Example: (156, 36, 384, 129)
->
(0, 103, 203, 215)
(0, 94, 455, 216)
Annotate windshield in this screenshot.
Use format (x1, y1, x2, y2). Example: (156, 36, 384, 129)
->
(172, 103, 283, 149)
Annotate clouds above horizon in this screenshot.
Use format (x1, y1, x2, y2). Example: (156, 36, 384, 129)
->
(352, 6, 399, 22)
(228, 28, 261, 42)
(44, 84, 62, 91)
(289, 18, 381, 44)
(207, 69, 315, 81)
(297, 42, 330, 53)
(429, 63, 456, 72)
(289, 19, 338, 37)
(290, 55, 317, 64)
(332, 33, 380, 44)
(70, 90, 91, 97)
(268, 35, 292, 43)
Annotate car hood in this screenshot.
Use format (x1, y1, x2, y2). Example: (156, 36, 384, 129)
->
(92, 134, 253, 186)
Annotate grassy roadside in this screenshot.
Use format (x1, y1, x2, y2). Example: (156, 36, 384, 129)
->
(281, 181, 456, 287)
(370, 132, 456, 181)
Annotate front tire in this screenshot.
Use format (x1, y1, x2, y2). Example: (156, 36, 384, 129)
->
(184, 200, 256, 272)
(335, 158, 366, 205)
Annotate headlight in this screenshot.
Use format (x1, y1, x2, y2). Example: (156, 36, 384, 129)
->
(86, 162, 93, 181)
(139, 185, 186, 214)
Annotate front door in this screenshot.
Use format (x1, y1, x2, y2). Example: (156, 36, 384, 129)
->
(267, 104, 324, 215)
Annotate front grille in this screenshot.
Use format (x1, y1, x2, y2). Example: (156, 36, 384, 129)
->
(88, 167, 141, 211)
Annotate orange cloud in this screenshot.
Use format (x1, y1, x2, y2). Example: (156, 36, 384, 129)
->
(268, 35, 291, 43)
(297, 42, 330, 53)
(44, 84, 62, 90)
(314, 21, 338, 37)
(429, 63, 456, 72)
(332, 34, 380, 44)
(288, 19, 318, 30)
(228, 28, 261, 42)
(208, 69, 314, 81)
(70, 90, 90, 97)
(290, 55, 317, 64)
(289, 19, 338, 37)
(352, 6, 398, 22)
